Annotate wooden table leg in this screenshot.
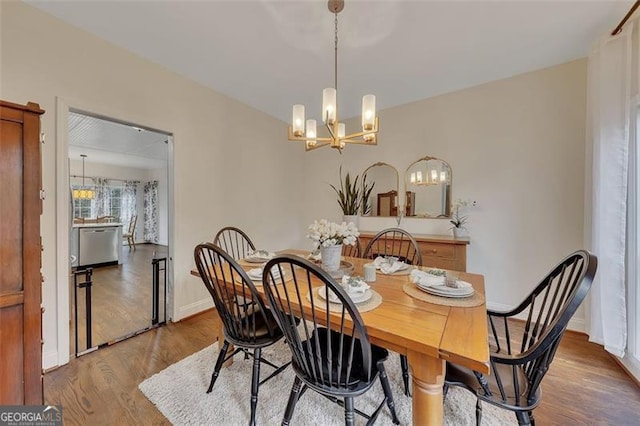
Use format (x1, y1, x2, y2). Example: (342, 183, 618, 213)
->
(407, 350, 446, 426)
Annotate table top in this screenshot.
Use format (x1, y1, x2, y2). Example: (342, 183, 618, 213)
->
(191, 249, 489, 374)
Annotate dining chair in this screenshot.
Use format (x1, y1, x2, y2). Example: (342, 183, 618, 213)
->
(342, 236, 362, 258)
(213, 226, 256, 260)
(262, 254, 400, 426)
(194, 243, 290, 426)
(122, 215, 137, 250)
(97, 215, 117, 223)
(362, 227, 422, 396)
(444, 250, 597, 426)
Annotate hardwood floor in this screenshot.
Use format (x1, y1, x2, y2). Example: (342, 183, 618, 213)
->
(46, 310, 640, 425)
(71, 243, 168, 354)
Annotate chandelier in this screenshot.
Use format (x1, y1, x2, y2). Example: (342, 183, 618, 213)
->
(288, 0, 378, 152)
(409, 170, 448, 186)
(72, 154, 95, 199)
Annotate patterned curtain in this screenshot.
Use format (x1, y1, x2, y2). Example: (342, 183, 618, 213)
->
(92, 177, 111, 217)
(121, 181, 138, 226)
(144, 181, 159, 243)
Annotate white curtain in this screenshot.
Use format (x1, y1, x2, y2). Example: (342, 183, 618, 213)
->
(586, 23, 637, 356)
(144, 181, 159, 243)
(92, 177, 111, 218)
(121, 181, 138, 227)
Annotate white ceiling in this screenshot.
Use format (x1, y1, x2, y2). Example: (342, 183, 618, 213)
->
(68, 111, 168, 170)
(29, 0, 632, 123)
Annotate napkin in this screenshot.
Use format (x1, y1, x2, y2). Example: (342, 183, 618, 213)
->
(373, 256, 407, 274)
(247, 249, 275, 261)
(308, 250, 322, 262)
(410, 269, 446, 288)
(341, 276, 370, 295)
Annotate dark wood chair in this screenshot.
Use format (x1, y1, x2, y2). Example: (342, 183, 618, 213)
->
(342, 236, 362, 258)
(262, 254, 400, 426)
(444, 250, 597, 426)
(213, 226, 256, 260)
(194, 243, 290, 426)
(362, 228, 422, 395)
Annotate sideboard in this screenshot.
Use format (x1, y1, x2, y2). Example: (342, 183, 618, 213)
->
(358, 231, 470, 271)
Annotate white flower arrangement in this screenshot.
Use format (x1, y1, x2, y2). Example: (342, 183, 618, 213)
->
(307, 219, 359, 249)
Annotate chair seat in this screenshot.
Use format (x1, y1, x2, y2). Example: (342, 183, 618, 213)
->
(446, 361, 540, 411)
(295, 328, 388, 393)
(225, 307, 284, 347)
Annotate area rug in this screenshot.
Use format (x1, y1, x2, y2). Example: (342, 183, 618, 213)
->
(139, 343, 516, 425)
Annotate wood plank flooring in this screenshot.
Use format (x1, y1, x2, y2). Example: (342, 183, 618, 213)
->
(71, 244, 168, 353)
(45, 310, 640, 425)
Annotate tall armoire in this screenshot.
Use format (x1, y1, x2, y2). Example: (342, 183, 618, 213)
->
(0, 100, 45, 404)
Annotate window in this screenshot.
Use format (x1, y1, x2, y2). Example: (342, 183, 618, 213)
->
(72, 182, 124, 220)
(72, 190, 93, 219)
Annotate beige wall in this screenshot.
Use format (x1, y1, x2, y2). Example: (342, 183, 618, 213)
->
(2, 1, 589, 369)
(1, 1, 305, 368)
(299, 59, 588, 325)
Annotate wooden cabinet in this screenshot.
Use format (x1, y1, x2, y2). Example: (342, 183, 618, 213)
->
(0, 100, 44, 404)
(359, 232, 469, 271)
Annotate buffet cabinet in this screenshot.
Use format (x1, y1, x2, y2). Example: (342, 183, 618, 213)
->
(0, 100, 44, 404)
(358, 232, 470, 272)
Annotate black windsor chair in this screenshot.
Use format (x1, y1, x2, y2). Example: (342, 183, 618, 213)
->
(444, 250, 597, 426)
(213, 226, 256, 260)
(362, 228, 423, 396)
(262, 254, 400, 426)
(194, 243, 291, 426)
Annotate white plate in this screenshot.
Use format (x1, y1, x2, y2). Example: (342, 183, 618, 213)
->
(417, 281, 474, 298)
(317, 286, 372, 304)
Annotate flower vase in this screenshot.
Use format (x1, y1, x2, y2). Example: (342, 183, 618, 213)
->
(320, 244, 342, 272)
(343, 214, 359, 229)
(452, 228, 464, 239)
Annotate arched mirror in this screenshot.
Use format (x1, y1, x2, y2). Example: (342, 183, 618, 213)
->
(404, 156, 452, 218)
(360, 162, 400, 217)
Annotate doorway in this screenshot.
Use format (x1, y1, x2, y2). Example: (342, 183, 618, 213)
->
(67, 110, 171, 356)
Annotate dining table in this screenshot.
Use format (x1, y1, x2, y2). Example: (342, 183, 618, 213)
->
(191, 249, 489, 426)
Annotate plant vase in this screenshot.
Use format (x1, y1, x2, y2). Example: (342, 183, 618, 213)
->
(343, 214, 359, 229)
(320, 244, 342, 272)
(452, 227, 465, 239)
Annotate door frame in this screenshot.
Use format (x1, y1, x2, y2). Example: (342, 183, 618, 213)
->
(54, 97, 175, 366)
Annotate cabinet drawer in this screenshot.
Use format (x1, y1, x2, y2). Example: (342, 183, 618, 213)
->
(419, 242, 456, 260)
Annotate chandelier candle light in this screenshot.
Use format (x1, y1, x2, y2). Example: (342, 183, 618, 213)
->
(288, 0, 379, 152)
(72, 154, 95, 199)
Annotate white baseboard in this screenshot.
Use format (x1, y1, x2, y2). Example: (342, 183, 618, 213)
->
(174, 298, 214, 322)
(42, 349, 60, 370)
(486, 301, 586, 333)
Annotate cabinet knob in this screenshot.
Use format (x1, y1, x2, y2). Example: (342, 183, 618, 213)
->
(431, 249, 437, 253)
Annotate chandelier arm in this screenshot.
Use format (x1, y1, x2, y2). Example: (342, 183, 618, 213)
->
(305, 141, 331, 151)
(325, 121, 336, 139)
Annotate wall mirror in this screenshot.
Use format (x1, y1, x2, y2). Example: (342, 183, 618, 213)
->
(404, 156, 452, 218)
(361, 162, 400, 217)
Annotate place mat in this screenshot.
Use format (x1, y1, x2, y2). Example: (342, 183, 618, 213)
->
(402, 283, 485, 307)
(306, 289, 382, 313)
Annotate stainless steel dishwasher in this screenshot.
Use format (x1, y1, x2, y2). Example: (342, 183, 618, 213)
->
(79, 226, 119, 266)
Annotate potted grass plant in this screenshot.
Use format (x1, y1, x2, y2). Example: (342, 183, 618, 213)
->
(330, 166, 361, 226)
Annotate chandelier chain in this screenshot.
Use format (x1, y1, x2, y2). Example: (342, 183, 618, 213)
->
(334, 10, 338, 92)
